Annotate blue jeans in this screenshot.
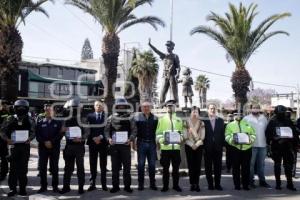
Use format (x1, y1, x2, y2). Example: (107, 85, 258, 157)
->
(137, 141, 157, 186)
(250, 147, 267, 184)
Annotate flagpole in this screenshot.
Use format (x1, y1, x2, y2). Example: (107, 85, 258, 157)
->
(170, 0, 174, 41)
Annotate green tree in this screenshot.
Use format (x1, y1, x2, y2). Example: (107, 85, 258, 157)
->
(195, 75, 210, 109)
(66, 0, 165, 113)
(190, 2, 290, 111)
(0, 0, 52, 102)
(130, 50, 158, 103)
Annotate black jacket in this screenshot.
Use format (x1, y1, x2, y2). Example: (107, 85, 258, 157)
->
(86, 112, 108, 146)
(134, 112, 158, 142)
(203, 117, 225, 152)
(266, 116, 299, 150)
(36, 118, 62, 148)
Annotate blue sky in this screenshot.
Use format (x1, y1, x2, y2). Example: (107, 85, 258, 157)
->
(19, 0, 300, 103)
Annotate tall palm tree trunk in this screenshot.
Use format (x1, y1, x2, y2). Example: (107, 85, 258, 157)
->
(231, 68, 252, 112)
(203, 88, 207, 108)
(102, 33, 120, 113)
(0, 26, 23, 102)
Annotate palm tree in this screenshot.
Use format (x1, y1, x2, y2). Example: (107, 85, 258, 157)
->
(130, 50, 158, 103)
(66, 0, 165, 113)
(190, 2, 290, 111)
(195, 75, 210, 109)
(0, 0, 52, 102)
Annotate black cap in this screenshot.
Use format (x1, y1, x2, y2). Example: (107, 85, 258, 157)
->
(166, 40, 175, 47)
(165, 100, 176, 107)
(14, 99, 29, 107)
(274, 105, 287, 114)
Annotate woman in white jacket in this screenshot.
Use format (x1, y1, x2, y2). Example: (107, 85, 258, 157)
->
(184, 106, 205, 192)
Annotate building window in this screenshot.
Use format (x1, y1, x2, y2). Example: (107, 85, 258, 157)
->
(40, 66, 49, 76)
(115, 87, 121, 92)
(78, 85, 88, 96)
(58, 68, 63, 78)
(29, 81, 39, 97)
(49, 67, 58, 78)
(63, 68, 76, 80)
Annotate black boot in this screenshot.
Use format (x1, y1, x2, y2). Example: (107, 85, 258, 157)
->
(287, 180, 297, 191)
(7, 190, 17, 197)
(88, 180, 96, 191)
(60, 186, 71, 194)
(78, 186, 85, 194)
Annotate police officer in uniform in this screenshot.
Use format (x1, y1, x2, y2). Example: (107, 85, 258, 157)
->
(156, 100, 184, 192)
(60, 98, 89, 194)
(36, 103, 62, 193)
(0, 100, 10, 181)
(266, 105, 299, 191)
(105, 98, 137, 193)
(0, 99, 35, 197)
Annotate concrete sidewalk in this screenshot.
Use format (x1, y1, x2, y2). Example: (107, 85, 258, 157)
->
(0, 147, 300, 200)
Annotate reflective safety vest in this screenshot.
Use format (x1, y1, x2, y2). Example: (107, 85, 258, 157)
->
(225, 119, 256, 151)
(156, 113, 184, 150)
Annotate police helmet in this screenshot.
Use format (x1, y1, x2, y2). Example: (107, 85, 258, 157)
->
(274, 105, 287, 115)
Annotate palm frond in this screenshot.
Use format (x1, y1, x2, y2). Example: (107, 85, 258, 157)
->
(117, 16, 165, 33)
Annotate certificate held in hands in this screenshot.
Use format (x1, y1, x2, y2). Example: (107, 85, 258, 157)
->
(67, 127, 82, 139)
(165, 130, 181, 144)
(11, 130, 29, 143)
(235, 132, 250, 144)
(276, 127, 293, 138)
(113, 131, 128, 144)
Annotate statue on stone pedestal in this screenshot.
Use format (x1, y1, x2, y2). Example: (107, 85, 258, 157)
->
(148, 39, 180, 106)
(178, 68, 194, 108)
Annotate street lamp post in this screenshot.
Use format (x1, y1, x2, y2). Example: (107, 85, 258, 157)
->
(170, 0, 174, 41)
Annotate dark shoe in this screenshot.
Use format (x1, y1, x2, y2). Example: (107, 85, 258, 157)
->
(102, 185, 108, 191)
(52, 187, 60, 193)
(150, 185, 158, 191)
(287, 184, 297, 191)
(7, 190, 17, 197)
(138, 185, 144, 191)
(78, 187, 85, 194)
(235, 186, 241, 190)
(124, 187, 133, 193)
(110, 187, 120, 193)
(161, 187, 169, 192)
(190, 185, 195, 191)
(259, 181, 271, 188)
(0, 175, 6, 181)
(195, 185, 201, 192)
(208, 185, 214, 190)
(275, 185, 282, 190)
(173, 186, 182, 192)
(37, 187, 47, 193)
(19, 189, 27, 196)
(60, 187, 71, 194)
(243, 187, 250, 191)
(88, 184, 96, 191)
(215, 185, 223, 191)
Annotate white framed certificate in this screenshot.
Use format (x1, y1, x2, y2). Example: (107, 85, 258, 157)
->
(12, 130, 29, 143)
(114, 131, 128, 144)
(236, 132, 250, 144)
(68, 127, 82, 139)
(278, 127, 293, 138)
(165, 130, 181, 144)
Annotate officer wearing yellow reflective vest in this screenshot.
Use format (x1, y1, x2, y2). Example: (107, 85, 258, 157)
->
(225, 112, 256, 190)
(156, 100, 184, 192)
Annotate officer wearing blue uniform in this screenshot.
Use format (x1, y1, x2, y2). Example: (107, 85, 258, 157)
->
(36, 103, 62, 193)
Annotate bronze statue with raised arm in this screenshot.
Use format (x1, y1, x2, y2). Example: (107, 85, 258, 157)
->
(148, 39, 180, 106)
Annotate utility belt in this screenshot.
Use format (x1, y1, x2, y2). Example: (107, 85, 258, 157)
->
(138, 139, 156, 143)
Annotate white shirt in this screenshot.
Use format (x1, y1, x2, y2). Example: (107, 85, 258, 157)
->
(243, 114, 268, 147)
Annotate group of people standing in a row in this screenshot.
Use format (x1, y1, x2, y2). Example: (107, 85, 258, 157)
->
(0, 98, 299, 197)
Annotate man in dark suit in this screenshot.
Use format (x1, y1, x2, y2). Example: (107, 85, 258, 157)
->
(87, 100, 108, 191)
(203, 104, 225, 190)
